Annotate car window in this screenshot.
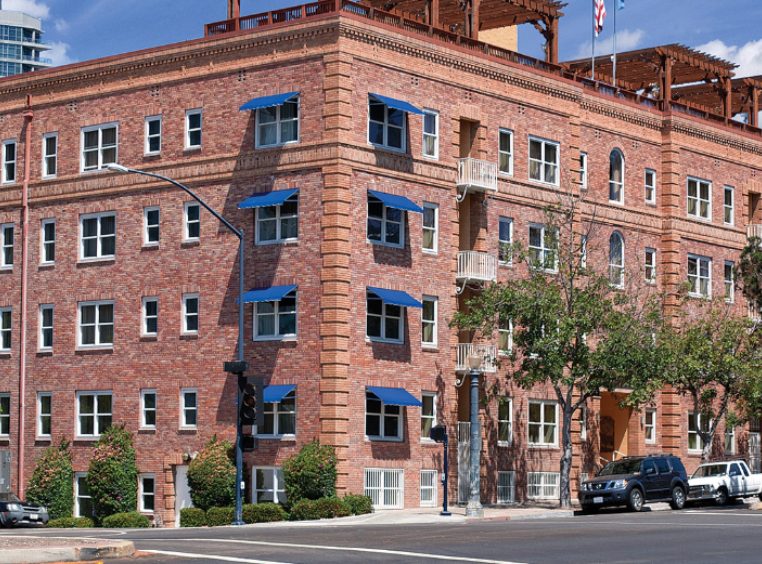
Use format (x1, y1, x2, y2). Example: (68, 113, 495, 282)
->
(729, 463, 741, 477)
(670, 457, 687, 476)
(691, 464, 726, 478)
(599, 458, 643, 476)
(655, 459, 670, 474)
(641, 460, 657, 476)
(741, 464, 750, 477)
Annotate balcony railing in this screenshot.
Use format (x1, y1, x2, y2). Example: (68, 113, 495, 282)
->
(457, 251, 497, 283)
(748, 224, 762, 240)
(457, 158, 498, 193)
(456, 343, 497, 373)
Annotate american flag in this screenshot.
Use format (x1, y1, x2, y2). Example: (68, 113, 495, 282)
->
(594, 0, 607, 36)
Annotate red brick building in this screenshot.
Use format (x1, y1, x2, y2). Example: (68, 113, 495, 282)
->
(0, 1, 761, 525)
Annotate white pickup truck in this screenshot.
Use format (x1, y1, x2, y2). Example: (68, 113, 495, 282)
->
(688, 460, 762, 505)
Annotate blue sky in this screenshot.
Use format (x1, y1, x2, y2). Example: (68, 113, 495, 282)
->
(9, 0, 762, 77)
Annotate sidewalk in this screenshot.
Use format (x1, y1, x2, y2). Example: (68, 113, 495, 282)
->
(0, 535, 134, 564)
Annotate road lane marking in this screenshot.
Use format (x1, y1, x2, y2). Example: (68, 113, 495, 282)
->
(146, 550, 292, 563)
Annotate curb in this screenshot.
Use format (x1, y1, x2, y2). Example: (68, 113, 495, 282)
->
(0, 540, 134, 564)
(467, 510, 575, 523)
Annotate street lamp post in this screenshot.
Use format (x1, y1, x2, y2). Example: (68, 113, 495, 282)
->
(106, 164, 247, 526)
(466, 353, 484, 518)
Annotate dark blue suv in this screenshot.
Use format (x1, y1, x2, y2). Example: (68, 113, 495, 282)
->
(579, 455, 689, 513)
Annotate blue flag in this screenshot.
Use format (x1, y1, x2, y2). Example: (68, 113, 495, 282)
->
(618, 0, 625, 9)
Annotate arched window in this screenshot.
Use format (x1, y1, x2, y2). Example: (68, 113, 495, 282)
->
(609, 232, 624, 287)
(609, 149, 625, 203)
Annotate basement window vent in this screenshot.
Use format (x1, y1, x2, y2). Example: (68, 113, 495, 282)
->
(67, 102, 77, 112)
(238, 70, 247, 82)
(518, 105, 526, 115)
(150, 86, 160, 97)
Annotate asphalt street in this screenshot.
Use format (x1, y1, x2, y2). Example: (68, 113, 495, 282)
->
(4, 505, 762, 563)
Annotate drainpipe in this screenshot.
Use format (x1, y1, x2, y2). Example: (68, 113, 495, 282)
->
(18, 95, 33, 499)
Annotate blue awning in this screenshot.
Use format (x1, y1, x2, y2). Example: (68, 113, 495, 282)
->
(239, 92, 299, 112)
(238, 189, 298, 210)
(241, 285, 297, 304)
(263, 384, 296, 403)
(367, 386, 422, 407)
(369, 93, 424, 116)
(368, 190, 423, 214)
(367, 287, 423, 309)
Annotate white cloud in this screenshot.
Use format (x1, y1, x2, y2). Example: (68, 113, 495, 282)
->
(46, 41, 74, 67)
(574, 29, 645, 60)
(2, 0, 50, 19)
(696, 38, 762, 78)
(53, 18, 68, 33)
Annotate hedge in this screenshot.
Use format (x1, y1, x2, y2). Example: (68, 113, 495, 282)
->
(343, 494, 373, 515)
(282, 440, 337, 503)
(101, 511, 151, 528)
(179, 507, 207, 528)
(289, 499, 321, 521)
(206, 506, 235, 527)
(187, 436, 236, 511)
(47, 517, 94, 528)
(26, 441, 74, 520)
(243, 503, 288, 524)
(87, 426, 138, 520)
(315, 497, 351, 519)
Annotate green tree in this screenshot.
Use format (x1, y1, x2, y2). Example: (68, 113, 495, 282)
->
(26, 440, 74, 520)
(282, 440, 337, 503)
(736, 236, 762, 319)
(187, 436, 236, 510)
(87, 426, 138, 520)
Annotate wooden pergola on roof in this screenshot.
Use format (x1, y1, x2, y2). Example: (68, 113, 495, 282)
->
(672, 76, 762, 127)
(361, 0, 566, 63)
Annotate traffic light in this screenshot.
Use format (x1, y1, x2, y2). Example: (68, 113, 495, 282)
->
(240, 377, 256, 426)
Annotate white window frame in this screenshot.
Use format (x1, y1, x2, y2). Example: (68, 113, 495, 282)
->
(40, 219, 55, 264)
(644, 247, 657, 284)
(644, 408, 656, 444)
(1, 223, 13, 268)
(80, 122, 118, 172)
(498, 217, 513, 265)
(182, 293, 199, 335)
(252, 466, 287, 504)
(0, 307, 10, 352)
(608, 232, 625, 288)
(255, 97, 300, 148)
(645, 168, 656, 204)
(42, 132, 58, 178)
(142, 297, 158, 337)
(365, 391, 403, 441)
(498, 396, 513, 446)
(2, 139, 16, 183)
(180, 388, 198, 429)
(608, 149, 625, 204)
(79, 212, 116, 260)
(687, 177, 712, 221)
(185, 109, 202, 150)
(366, 293, 404, 343)
(527, 472, 560, 500)
(140, 389, 157, 430)
(723, 185, 734, 225)
(254, 194, 298, 245)
(688, 412, 710, 453)
(421, 391, 437, 441)
(36, 392, 51, 439)
(367, 195, 405, 249)
(144, 115, 162, 155)
(497, 471, 516, 504)
(422, 202, 438, 254)
(368, 99, 406, 152)
(528, 400, 558, 447)
(498, 128, 514, 176)
(420, 469, 438, 507)
(724, 260, 735, 304)
(39, 304, 53, 351)
(258, 390, 297, 439)
(421, 296, 437, 348)
(422, 109, 439, 160)
(498, 317, 513, 355)
(687, 254, 712, 298)
(579, 406, 588, 441)
(579, 152, 588, 189)
(143, 207, 160, 246)
(74, 473, 93, 518)
(0, 393, 9, 436)
(183, 202, 200, 242)
(77, 301, 114, 348)
(253, 291, 297, 341)
(725, 426, 736, 455)
(364, 468, 404, 509)
(528, 224, 558, 273)
(139, 474, 156, 513)
(528, 136, 560, 186)
(76, 391, 112, 438)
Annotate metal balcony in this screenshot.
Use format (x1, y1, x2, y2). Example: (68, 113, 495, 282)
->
(457, 158, 498, 199)
(457, 251, 497, 284)
(455, 343, 497, 373)
(748, 224, 762, 240)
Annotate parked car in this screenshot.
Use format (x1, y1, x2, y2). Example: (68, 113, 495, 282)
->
(688, 460, 762, 505)
(0, 493, 49, 527)
(579, 455, 689, 513)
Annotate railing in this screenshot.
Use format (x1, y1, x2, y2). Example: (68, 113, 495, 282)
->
(206, 0, 335, 35)
(455, 343, 497, 373)
(22, 55, 51, 65)
(457, 251, 497, 283)
(457, 158, 498, 192)
(747, 224, 762, 240)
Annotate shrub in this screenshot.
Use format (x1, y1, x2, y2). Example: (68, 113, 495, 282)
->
(242, 503, 288, 524)
(343, 494, 373, 515)
(289, 499, 320, 521)
(205, 506, 235, 527)
(314, 497, 351, 519)
(179, 508, 207, 528)
(187, 436, 236, 511)
(282, 440, 337, 503)
(101, 511, 150, 528)
(26, 440, 74, 520)
(47, 517, 94, 528)
(87, 426, 138, 520)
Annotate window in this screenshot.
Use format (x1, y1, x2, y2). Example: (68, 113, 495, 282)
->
(609, 149, 624, 203)
(139, 475, 155, 513)
(497, 471, 516, 504)
(185, 109, 202, 149)
(688, 412, 710, 452)
(422, 203, 438, 253)
(75, 473, 94, 518)
(498, 217, 513, 264)
(260, 389, 296, 437)
(366, 292, 403, 343)
(644, 247, 656, 284)
(724, 261, 735, 303)
(421, 392, 436, 439)
(180, 388, 197, 429)
(76, 391, 112, 437)
(2, 140, 16, 183)
(609, 232, 625, 288)
(527, 472, 560, 500)
(368, 98, 406, 151)
(644, 408, 656, 444)
(422, 110, 439, 159)
(142, 297, 158, 337)
(144, 116, 162, 155)
(644, 169, 656, 204)
(367, 194, 404, 248)
(42, 133, 57, 177)
(580, 235, 588, 269)
(140, 389, 156, 430)
(256, 97, 299, 147)
(579, 152, 588, 189)
(182, 294, 199, 335)
(724, 186, 734, 225)
(252, 467, 287, 504)
(528, 224, 557, 272)
(78, 301, 114, 348)
(143, 207, 160, 246)
(255, 193, 298, 244)
(254, 290, 296, 340)
(499, 128, 513, 175)
(365, 391, 402, 440)
(725, 426, 736, 455)
(421, 296, 437, 347)
(80, 212, 116, 260)
(687, 255, 712, 298)
(528, 137, 559, 185)
(1, 223, 13, 267)
(39, 304, 53, 350)
(498, 397, 512, 445)
(0, 394, 8, 436)
(687, 177, 711, 220)
(81, 123, 118, 171)
(40, 219, 55, 264)
(184, 202, 200, 242)
(420, 470, 437, 507)
(0, 308, 9, 351)
(528, 401, 558, 446)
(498, 317, 513, 355)
(37, 392, 51, 438)
(579, 406, 588, 441)
(364, 468, 404, 509)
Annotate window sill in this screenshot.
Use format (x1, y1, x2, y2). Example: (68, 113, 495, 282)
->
(367, 239, 405, 250)
(181, 239, 200, 248)
(141, 243, 160, 251)
(368, 142, 407, 155)
(687, 293, 712, 300)
(646, 201, 657, 207)
(36, 349, 53, 356)
(77, 257, 115, 266)
(422, 154, 439, 161)
(178, 427, 198, 434)
(420, 438, 437, 445)
(184, 146, 202, 153)
(498, 261, 513, 268)
(138, 428, 156, 434)
(498, 441, 513, 448)
(0, 266, 13, 272)
(143, 152, 161, 158)
(74, 436, 101, 442)
(366, 337, 404, 345)
(257, 435, 296, 441)
(528, 444, 559, 450)
(422, 249, 438, 256)
(75, 346, 113, 353)
(253, 336, 297, 343)
(365, 436, 404, 443)
(180, 333, 199, 340)
(0, 352, 11, 358)
(421, 345, 439, 352)
(255, 239, 299, 247)
(140, 335, 158, 342)
(256, 141, 299, 150)
(687, 214, 712, 223)
(35, 436, 52, 443)
(38, 262, 55, 270)
(527, 178, 560, 189)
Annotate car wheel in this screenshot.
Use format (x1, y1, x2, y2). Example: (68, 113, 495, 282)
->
(581, 505, 599, 514)
(670, 486, 686, 510)
(715, 487, 728, 506)
(628, 488, 644, 512)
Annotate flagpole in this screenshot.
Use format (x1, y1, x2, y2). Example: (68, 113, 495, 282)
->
(592, 0, 596, 81)
(613, 0, 617, 86)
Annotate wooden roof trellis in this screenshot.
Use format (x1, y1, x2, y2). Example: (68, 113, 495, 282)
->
(672, 75, 762, 127)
